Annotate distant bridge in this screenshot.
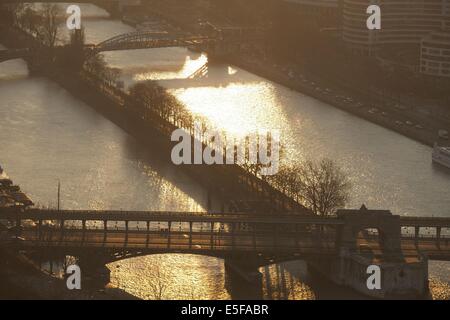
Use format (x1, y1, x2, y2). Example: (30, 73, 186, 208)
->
(0, 28, 243, 64)
(91, 31, 214, 55)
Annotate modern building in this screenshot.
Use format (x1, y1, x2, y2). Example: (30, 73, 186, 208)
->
(420, 31, 450, 78)
(341, 0, 450, 79)
(282, 0, 340, 28)
(342, 0, 450, 54)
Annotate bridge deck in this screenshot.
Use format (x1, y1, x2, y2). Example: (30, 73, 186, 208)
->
(1, 209, 343, 224)
(1, 209, 450, 261)
(5, 228, 450, 261)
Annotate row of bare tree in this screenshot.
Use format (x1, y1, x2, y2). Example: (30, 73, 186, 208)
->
(126, 81, 352, 216)
(266, 160, 352, 216)
(10, 3, 60, 48)
(83, 54, 122, 88)
(26, 4, 354, 217)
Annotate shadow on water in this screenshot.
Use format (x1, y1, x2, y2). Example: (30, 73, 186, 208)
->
(157, 62, 255, 90)
(224, 266, 264, 300)
(222, 258, 367, 300)
(260, 260, 368, 300)
(120, 133, 223, 211)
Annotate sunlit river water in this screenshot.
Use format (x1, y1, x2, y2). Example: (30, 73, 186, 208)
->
(0, 3, 449, 299)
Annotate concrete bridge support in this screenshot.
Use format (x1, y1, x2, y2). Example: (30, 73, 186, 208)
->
(224, 255, 262, 284)
(307, 206, 429, 298)
(307, 248, 428, 299)
(224, 256, 263, 299)
(76, 254, 111, 288)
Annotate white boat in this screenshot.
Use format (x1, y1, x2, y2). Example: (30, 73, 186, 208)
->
(432, 143, 450, 169)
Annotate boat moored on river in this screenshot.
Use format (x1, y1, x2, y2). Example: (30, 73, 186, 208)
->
(432, 143, 450, 169)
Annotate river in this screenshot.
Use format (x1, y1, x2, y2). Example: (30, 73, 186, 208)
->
(0, 3, 449, 299)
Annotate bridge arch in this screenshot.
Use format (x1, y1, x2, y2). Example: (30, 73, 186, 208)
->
(90, 31, 213, 56)
(43, 246, 310, 268)
(337, 206, 402, 258)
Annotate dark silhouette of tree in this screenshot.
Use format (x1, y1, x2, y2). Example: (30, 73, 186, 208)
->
(83, 54, 109, 80)
(13, 3, 60, 49)
(268, 159, 352, 215)
(37, 3, 59, 48)
(298, 159, 351, 216)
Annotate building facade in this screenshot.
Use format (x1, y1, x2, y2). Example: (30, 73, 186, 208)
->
(282, 0, 340, 28)
(421, 31, 450, 78)
(341, 0, 450, 78)
(342, 0, 450, 53)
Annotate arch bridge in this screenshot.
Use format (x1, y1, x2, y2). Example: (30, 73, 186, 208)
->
(0, 27, 255, 64)
(1, 207, 450, 264)
(2, 206, 449, 295)
(89, 31, 215, 55)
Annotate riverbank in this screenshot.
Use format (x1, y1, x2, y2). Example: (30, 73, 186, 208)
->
(49, 67, 307, 214)
(0, 247, 137, 300)
(226, 55, 443, 148)
(0, 170, 136, 300)
(0, 6, 450, 300)
(133, 3, 447, 148)
(0, 21, 307, 214)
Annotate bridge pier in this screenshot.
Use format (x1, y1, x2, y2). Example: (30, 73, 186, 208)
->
(103, 220, 107, 244)
(224, 256, 262, 284)
(436, 227, 441, 247)
(77, 254, 111, 289)
(38, 219, 42, 243)
(167, 221, 171, 249)
(146, 221, 150, 248)
(189, 221, 193, 249)
(415, 226, 420, 245)
(308, 207, 429, 298)
(224, 256, 263, 299)
(81, 220, 86, 244)
(60, 219, 65, 241)
(125, 220, 129, 246)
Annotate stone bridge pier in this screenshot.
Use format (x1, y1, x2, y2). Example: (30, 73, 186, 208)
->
(224, 254, 263, 284)
(76, 253, 111, 288)
(307, 206, 429, 298)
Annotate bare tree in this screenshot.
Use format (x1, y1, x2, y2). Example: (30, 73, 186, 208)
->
(105, 67, 121, 87)
(14, 3, 60, 49)
(298, 159, 351, 216)
(266, 165, 302, 200)
(18, 5, 40, 34)
(6, 3, 26, 26)
(268, 159, 351, 215)
(37, 3, 60, 48)
(148, 255, 168, 300)
(83, 54, 109, 80)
